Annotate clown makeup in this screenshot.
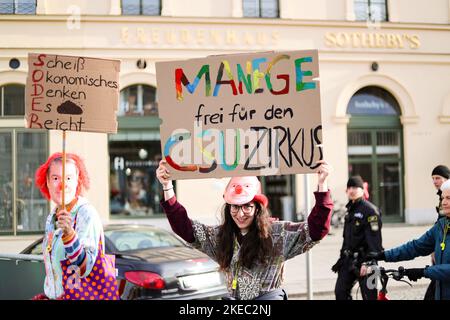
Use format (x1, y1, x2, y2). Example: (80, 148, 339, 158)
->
(47, 159, 79, 206)
(230, 201, 256, 234)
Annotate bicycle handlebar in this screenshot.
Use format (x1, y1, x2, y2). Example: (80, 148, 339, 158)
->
(379, 266, 406, 281)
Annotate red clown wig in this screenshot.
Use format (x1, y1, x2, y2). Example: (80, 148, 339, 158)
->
(35, 152, 90, 200)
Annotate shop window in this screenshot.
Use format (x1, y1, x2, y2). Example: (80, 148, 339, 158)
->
(243, 0, 279, 18)
(0, 0, 36, 14)
(354, 0, 388, 22)
(1, 84, 25, 116)
(119, 84, 158, 116)
(0, 130, 49, 234)
(121, 0, 161, 15)
(109, 139, 169, 217)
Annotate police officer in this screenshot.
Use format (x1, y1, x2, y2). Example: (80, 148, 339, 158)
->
(332, 175, 383, 300)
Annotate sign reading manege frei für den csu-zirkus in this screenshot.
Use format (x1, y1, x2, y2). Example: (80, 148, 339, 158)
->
(156, 49, 323, 180)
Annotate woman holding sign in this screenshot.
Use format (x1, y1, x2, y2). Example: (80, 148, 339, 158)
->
(157, 159, 333, 300)
(32, 152, 119, 300)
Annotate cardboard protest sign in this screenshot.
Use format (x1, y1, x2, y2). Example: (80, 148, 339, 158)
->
(156, 50, 323, 180)
(25, 53, 120, 134)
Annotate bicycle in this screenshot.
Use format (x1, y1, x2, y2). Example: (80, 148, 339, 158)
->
(363, 262, 412, 300)
(331, 201, 346, 228)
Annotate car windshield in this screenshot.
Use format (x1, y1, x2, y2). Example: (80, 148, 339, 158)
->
(104, 227, 184, 252)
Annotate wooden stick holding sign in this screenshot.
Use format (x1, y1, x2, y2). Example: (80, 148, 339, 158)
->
(25, 53, 120, 228)
(61, 130, 66, 209)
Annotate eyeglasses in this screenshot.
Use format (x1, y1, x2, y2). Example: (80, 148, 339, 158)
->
(230, 204, 255, 215)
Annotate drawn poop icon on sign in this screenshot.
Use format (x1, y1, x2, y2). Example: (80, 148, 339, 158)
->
(57, 101, 83, 115)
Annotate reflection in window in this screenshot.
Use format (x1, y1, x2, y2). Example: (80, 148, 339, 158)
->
(347, 86, 400, 116)
(109, 140, 168, 217)
(354, 0, 388, 22)
(0, 0, 36, 14)
(243, 0, 279, 18)
(1, 84, 25, 116)
(347, 131, 372, 156)
(0, 130, 48, 233)
(122, 0, 161, 15)
(105, 228, 183, 251)
(119, 85, 158, 116)
(16, 132, 48, 232)
(0, 132, 12, 232)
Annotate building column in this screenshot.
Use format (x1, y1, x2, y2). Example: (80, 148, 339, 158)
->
(231, 0, 242, 18)
(109, 0, 121, 15)
(36, 0, 47, 14)
(448, 0, 450, 23)
(161, 0, 175, 16)
(387, 0, 400, 22)
(345, 0, 355, 21)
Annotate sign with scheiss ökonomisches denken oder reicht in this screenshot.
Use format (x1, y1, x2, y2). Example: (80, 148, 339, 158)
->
(25, 53, 120, 134)
(156, 50, 324, 180)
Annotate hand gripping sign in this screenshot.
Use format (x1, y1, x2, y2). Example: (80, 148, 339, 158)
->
(156, 50, 323, 180)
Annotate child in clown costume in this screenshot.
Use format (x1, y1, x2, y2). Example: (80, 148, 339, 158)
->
(156, 159, 333, 300)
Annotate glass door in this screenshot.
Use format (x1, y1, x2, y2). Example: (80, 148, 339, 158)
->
(348, 128, 403, 221)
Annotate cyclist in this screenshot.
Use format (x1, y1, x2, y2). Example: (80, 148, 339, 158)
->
(368, 179, 450, 300)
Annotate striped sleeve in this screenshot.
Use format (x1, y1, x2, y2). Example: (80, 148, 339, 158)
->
(62, 231, 87, 273)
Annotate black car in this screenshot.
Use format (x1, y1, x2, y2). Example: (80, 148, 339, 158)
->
(15, 224, 227, 300)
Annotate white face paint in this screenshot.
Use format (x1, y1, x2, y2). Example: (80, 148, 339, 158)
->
(46, 161, 78, 206)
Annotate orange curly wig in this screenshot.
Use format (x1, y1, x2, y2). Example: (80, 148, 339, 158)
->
(35, 152, 90, 200)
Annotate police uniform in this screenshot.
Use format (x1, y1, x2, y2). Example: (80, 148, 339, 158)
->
(333, 196, 383, 300)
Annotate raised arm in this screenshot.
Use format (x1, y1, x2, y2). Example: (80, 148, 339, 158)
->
(307, 160, 333, 241)
(156, 160, 195, 243)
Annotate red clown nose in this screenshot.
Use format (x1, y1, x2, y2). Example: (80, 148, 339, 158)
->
(235, 185, 243, 194)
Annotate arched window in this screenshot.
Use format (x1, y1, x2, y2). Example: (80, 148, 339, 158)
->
(119, 84, 157, 116)
(347, 86, 404, 222)
(347, 86, 400, 116)
(0, 84, 25, 116)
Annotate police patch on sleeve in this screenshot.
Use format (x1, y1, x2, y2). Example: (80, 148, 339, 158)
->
(368, 215, 379, 231)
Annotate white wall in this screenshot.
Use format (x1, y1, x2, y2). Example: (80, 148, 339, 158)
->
(389, 0, 449, 24)
(41, 0, 111, 15)
(164, 0, 233, 17)
(281, 0, 346, 20)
